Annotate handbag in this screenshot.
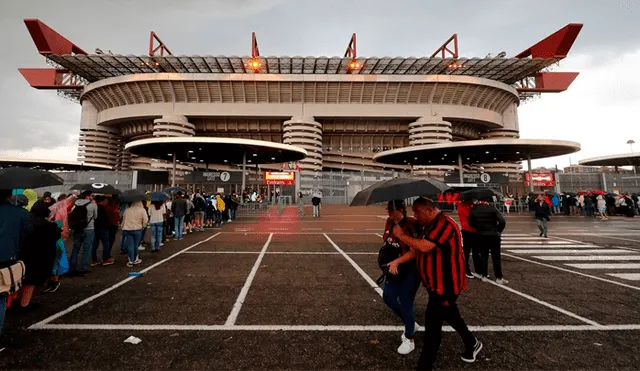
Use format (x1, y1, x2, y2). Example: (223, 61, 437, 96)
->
(0, 260, 26, 295)
(376, 242, 402, 285)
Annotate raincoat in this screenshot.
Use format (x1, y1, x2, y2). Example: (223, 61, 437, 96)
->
(216, 195, 226, 212)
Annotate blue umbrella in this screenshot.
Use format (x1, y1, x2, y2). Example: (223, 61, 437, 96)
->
(150, 192, 169, 202)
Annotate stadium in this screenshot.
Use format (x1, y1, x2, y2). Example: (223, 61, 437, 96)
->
(19, 19, 582, 198)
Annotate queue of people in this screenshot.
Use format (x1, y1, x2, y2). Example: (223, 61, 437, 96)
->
(0, 186, 241, 336)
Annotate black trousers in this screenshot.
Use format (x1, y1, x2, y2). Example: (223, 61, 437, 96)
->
(461, 230, 477, 275)
(416, 294, 476, 370)
(475, 235, 503, 279)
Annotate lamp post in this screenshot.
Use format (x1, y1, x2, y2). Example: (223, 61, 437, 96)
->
(628, 139, 635, 153)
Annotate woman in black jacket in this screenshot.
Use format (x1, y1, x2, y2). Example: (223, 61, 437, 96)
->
(17, 202, 61, 309)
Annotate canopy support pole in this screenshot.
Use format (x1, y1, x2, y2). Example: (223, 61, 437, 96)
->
(171, 152, 176, 187)
(458, 153, 464, 184)
(241, 151, 247, 205)
(528, 154, 534, 192)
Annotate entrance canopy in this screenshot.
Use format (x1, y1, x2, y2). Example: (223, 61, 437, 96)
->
(579, 153, 640, 167)
(0, 157, 112, 171)
(124, 137, 307, 165)
(372, 139, 581, 166)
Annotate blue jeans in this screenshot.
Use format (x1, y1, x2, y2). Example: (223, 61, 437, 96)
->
(123, 230, 143, 263)
(150, 223, 163, 251)
(92, 228, 111, 262)
(229, 208, 236, 220)
(0, 294, 6, 335)
(383, 268, 420, 338)
(174, 215, 185, 240)
(71, 229, 95, 271)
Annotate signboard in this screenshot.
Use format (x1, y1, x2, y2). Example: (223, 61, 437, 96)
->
(264, 171, 295, 185)
(524, 172, 555, 187)
(444, 172, 510, 185)
(137, 170, 169, 185)
(183, 171, 243, 183)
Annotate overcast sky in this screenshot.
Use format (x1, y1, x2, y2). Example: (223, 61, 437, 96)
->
(1, 0, 639, 169)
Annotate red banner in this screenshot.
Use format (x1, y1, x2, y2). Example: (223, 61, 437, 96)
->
(264, 171, 295, 185)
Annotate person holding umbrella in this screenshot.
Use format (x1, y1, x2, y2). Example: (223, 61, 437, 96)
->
(148, 199, 167, 253)
(69, 190, 97, 276)
(392, 197, 481, 370)
(469, 200, 507, 284)
(382, 200, 420, 355)
(121, 199, 149, 267)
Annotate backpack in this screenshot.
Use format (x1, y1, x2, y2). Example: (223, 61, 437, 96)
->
(69, 203, 90, 232)
(194, 196, 206, 212)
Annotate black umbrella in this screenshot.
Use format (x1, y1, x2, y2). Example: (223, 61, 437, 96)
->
(71, 183, 120, 195)
(162, 186, 185, 193)
(0, 167, 63, 190)
(150, 191, 169, 202)
(605, 193, 619, 198)
(350, 177, 451, 206)
(460, 188, 502, 202)
(119, 189, 151, 203)
(544, 189, 558, 196)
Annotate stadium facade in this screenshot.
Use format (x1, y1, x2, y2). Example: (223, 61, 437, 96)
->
(19, 19, 582, 197)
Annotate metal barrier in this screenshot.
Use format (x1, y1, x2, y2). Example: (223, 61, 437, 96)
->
(237, 202, 271, 218)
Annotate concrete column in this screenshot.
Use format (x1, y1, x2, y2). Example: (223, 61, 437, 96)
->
(283, 116, 322, 192)
(77, 100, 122, 169)
(407, 117, 453, 178)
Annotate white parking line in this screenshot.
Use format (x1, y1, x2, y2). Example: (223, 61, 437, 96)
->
(502, 245, 600, 249)
(507, 249, 633, 254)
(324, 234, 383, 296)
(225, 233, 273, 326)
(30, 232, 223, 329)
(503, 253, 640, 292)
(535, 255, 640, 261)
(32, 323, 640, 332)
(485, 280, 602, 326)
(565, 263, 640, 270)
(607, 273, 640, 281)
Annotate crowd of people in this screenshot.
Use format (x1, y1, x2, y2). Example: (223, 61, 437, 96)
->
(0, 187, 241, 336)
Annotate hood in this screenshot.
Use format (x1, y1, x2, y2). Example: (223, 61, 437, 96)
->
(75, 199, 92, 207)
(130, 200, 144, 208)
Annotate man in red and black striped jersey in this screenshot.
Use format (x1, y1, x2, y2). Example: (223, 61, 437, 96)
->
(392, 197, 482, 370)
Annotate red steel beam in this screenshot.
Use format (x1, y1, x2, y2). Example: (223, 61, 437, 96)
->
(516, 72, 579, 93)
(430, 34, 458, 58)
(344, 33, 357, 58)
(24, 18, 87, 55)
(149, 31, 172, 57)
(515, 23, 583, 59)
(252, 32, 260, 58)
(19, 68, 84, 90)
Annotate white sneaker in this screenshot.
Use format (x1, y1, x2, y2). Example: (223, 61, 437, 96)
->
(126, 261, 134, 267)
(397, 336, 415, 355)
(133, 258, 142, 265)
(160, 242, 164, 247)
(496, 278, 509, 285)
(481, 276, 489, 283)
(138, 246, 146, 251)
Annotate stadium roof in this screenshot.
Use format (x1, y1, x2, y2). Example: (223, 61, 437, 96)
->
(124, 137, 307, 165)
(372, 139, 581, 166)
(19, 19, 583, 101)
(0, 157, 112, 171)
(46, 55, 556, 84)
(579, 153, 640, 167)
